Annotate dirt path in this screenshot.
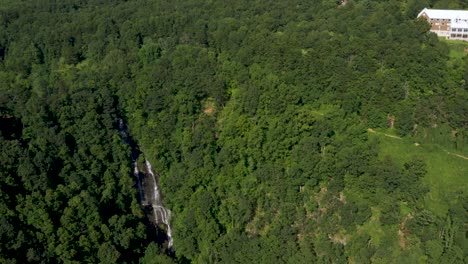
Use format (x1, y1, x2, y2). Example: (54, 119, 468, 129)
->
(367, 128, 468, 161)
(367, 128, 402, 139)
(398, 213, 413, 249)
(446, 152, 468, 160)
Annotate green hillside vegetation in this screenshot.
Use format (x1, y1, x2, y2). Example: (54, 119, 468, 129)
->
(369, 128, 466, 213)
(0, 0, 466, 263)
(368, 129, 467, 263)
(441, 38, 468, 59)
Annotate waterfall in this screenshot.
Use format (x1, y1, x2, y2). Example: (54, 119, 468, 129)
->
(145, 160, 173, 249)
(116, 118, 173, 251)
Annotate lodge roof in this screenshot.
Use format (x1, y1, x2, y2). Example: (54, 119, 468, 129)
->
(418, 8, 468, 28)
(418, 8, 468, 20)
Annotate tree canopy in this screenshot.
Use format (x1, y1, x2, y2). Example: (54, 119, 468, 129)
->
(0, 0, 466, 263)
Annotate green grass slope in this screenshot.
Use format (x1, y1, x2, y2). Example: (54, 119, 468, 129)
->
(369, 130, 467, 216)
(439, 37, 468, 59)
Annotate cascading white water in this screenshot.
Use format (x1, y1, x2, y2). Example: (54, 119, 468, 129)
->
(145, 160, 173, 249)
(117, 118, 173, 250)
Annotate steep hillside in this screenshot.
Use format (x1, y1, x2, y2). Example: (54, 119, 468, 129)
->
(0, 0, 466, 263)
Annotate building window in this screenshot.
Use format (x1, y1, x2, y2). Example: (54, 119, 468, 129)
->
(458, 28, 463, 32)
(464, 29, 468, 32)
(452, 28, 457, 32)
(451, 34, 456, 37)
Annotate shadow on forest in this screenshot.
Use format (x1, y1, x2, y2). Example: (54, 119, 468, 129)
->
(0, 113, 22, 140)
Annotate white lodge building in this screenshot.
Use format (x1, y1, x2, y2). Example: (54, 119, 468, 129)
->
(417, 8, 468, 41)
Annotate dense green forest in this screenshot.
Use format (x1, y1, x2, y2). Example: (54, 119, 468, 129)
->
(0, 0, 467, 263)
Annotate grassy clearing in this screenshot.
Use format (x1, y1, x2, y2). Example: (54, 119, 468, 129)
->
(358, 207, 384, 246)
(439, 37, 468, 59)
(369, 132, 467, 217)
(312, 104, 339, 116)
(399, 202, 411, 216)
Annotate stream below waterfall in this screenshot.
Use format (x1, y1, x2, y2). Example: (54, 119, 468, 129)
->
(117, 118, 174, 252)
